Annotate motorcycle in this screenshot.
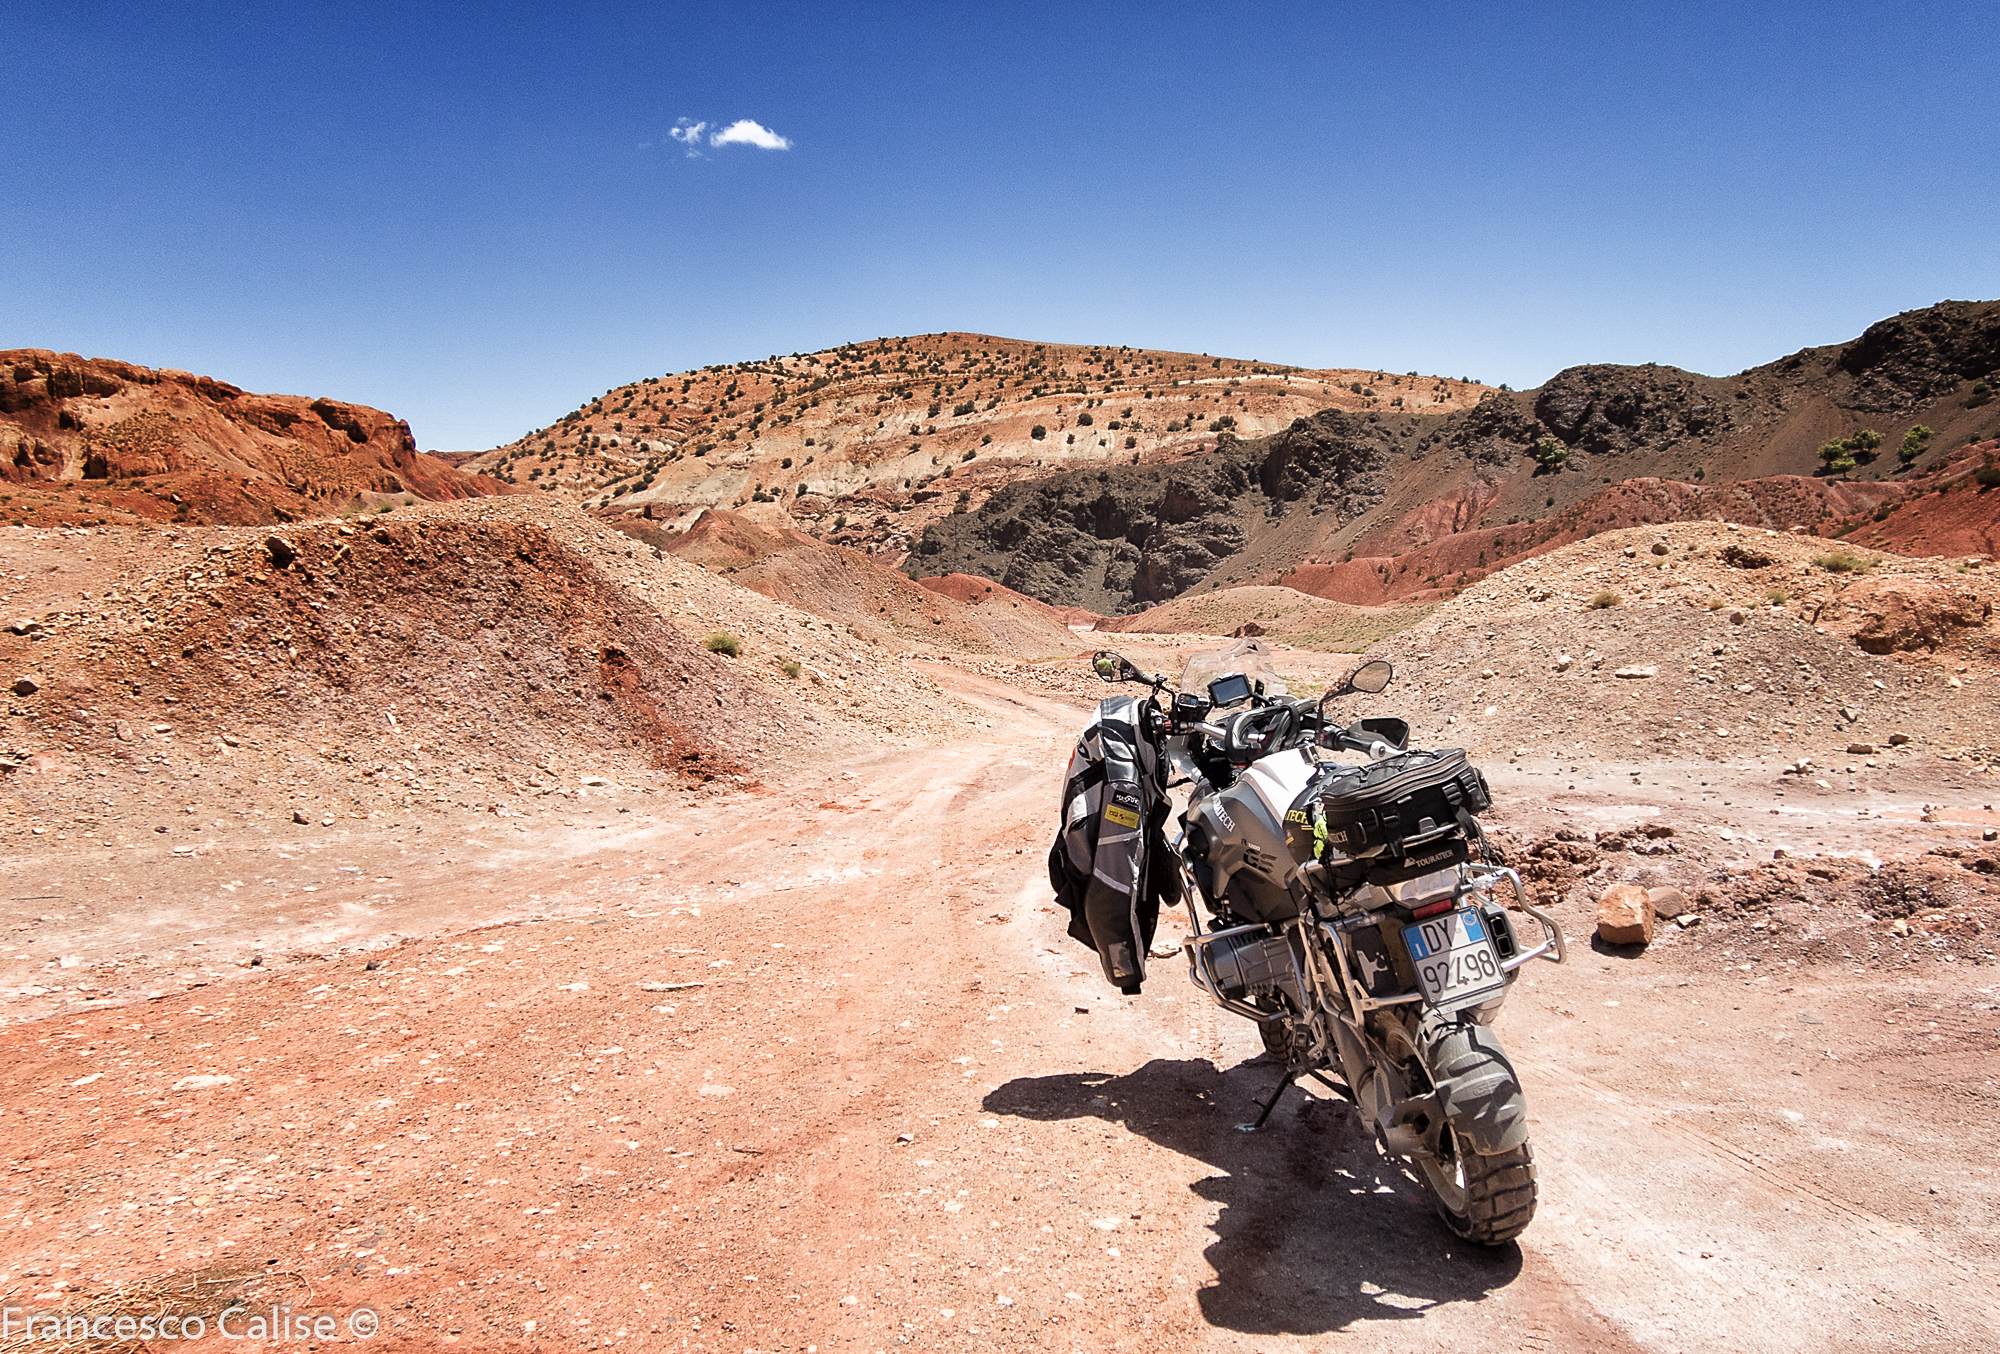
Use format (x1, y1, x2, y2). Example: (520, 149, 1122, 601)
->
(1078, 642, 1567, 1245)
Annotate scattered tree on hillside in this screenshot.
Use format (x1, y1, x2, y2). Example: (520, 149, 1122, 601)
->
(1531, 436, 1569, 470)
(1898, 425, 1934, 465)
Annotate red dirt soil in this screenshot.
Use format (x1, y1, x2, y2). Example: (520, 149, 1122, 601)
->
(1838, 439, 2000, 558)
(1, 507, 1998, 1351)
(913, 573, 1072, 625)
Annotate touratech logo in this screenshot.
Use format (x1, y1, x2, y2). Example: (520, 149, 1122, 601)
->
(1405, 845, 1459, 871)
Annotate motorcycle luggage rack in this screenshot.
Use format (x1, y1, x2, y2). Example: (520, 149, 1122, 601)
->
(1466, 864, 1568, 969)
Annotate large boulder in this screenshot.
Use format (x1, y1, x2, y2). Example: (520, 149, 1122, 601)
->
(1818, 577, 1993, 654)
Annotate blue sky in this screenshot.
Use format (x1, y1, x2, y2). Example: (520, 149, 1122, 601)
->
(6, 1, 1996, 449)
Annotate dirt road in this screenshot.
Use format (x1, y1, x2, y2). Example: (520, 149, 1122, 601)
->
(1, 667, 1995, 1352)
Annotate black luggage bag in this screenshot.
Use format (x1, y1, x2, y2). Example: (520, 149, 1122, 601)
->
(1283, 747, 1494, 868)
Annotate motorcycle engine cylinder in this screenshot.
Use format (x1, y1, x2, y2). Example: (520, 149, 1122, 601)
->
(1206, 931, 1303, 1004)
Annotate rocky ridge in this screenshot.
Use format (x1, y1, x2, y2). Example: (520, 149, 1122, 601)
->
(905, 301, 2000, 614)
(0, 349, 512, 528)
(464, 332, 1493, 551)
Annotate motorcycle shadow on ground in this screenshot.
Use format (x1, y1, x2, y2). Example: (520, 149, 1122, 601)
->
(984, 1058, 1523, 1336)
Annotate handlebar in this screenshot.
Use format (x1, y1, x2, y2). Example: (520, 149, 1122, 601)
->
(1319, 727, 1397, 761)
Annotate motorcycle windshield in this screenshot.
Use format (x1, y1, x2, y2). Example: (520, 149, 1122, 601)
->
(1178, 639, 1288, 705)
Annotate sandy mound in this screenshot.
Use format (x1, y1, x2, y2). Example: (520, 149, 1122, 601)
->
(1344, 521, 1996, 769)
(642, 508, 1083, 656)
(1093, 583, 1434, 650)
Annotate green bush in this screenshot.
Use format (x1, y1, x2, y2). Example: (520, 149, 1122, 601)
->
(1966, 381, 1992, 409)
(704, 632, 741, 657)
(1589, 590, 1620, 609)
(1531, 436, 1568, 469)
(1899, 425, 1934, 464)
(1975, 465, 2000, 487)
(1813, 551, 1873, 573)
(1030, 424, 1047, 440)
(779, 658, 801, 679)
(1818, 430, 1882, 473)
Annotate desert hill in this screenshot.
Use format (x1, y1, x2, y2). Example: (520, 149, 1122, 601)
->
(0, 349, 513, 529)
(463, 332, 1495, 547)
(906, 301, 2000, 612)
(0, 497, 1005, 832)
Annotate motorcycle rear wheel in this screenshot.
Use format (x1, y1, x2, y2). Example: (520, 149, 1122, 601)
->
(1414, 1128, 1537, 1245)
(1256, 1016, 1298, 1063)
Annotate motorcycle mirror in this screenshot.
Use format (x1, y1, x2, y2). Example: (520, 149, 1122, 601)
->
(1347, 659, 1394, 695)
(1091, 650, 1142, 684)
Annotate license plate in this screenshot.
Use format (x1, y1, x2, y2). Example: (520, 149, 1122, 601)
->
(1403, 908, 1506, 1007)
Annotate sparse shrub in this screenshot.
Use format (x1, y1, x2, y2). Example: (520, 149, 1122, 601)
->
(833, 513, 847, 529)
(780, 658, 801, 679)
(1899, 425, 1934, 464)
(1720, 543, 1776, 569)
(1030, 425, 1047, 440)
(1589, 591, 1621, 609)
(780, 457, 793, 469)
(1706, 596, 1726, 610)
(1531, 436, 1568, 470)
(1765, 588, 1787, 605)
(1966, 381, 1992, 409)
(1077, 412, 1093, 426)
(1975, 465, 2000, 487)
(705, 632, 741, 657)
(1124, 436, 1137, 449)
(980, 434, 992, 445)
(1813, 551, 1873, 573)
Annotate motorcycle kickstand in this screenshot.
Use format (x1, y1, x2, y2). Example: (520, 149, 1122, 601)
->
(1236, 1068, 1299, 1133)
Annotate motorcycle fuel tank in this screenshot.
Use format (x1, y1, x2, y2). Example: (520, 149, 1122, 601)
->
(1187, 748, 1319, 923)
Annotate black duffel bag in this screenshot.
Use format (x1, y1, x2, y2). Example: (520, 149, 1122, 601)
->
(1283, 747, 1494, 863)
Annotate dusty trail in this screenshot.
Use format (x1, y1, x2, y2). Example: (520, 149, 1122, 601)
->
(0, 668, 1995, 1353)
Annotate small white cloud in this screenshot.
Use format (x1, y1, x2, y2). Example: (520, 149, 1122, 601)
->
(710, 119, 791, 150)
(669, 119, 708, 157)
